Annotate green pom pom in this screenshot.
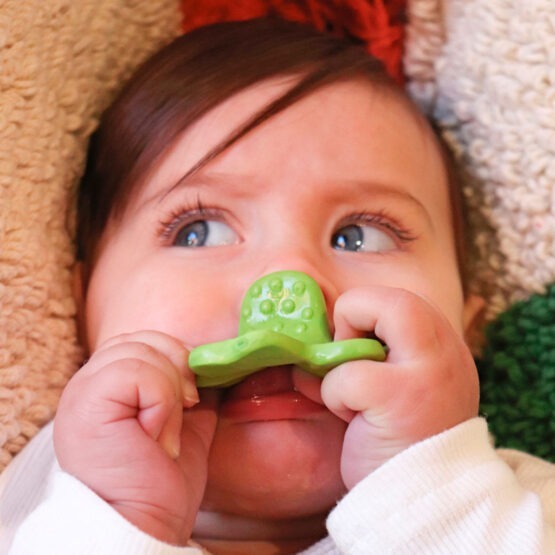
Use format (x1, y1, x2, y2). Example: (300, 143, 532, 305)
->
(478, 283, 555, 461)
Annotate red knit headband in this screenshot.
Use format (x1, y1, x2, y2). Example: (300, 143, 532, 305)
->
(181, 0, 407, 84)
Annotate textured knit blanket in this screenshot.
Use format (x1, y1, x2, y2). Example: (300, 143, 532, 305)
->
(0, 0, 553, 470)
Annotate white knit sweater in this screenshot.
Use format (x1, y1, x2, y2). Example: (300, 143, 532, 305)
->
(1, 417, 554, 554)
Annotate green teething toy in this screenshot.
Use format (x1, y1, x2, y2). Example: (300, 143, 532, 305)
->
(189, 271, 386, 387)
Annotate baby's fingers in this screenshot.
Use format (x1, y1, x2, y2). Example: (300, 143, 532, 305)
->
(97, 331, 188, 370)
(56, 356, 185, 463)
(91, 331, 198, 405)
(321, 359, 397, 423)
(156, 398, 184, 459)
(334, 287, 453, 364)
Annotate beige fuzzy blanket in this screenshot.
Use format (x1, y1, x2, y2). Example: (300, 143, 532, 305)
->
(0, 0, 180, 469)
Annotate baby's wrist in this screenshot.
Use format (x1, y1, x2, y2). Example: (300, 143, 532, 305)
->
(111, 500, 191, 546)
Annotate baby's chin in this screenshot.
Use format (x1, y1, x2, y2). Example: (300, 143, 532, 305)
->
(201, 411, 347, 520)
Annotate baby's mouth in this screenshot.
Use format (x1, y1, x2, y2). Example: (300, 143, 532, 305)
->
(219, 366, 325, 422)
(224, 366, 296, 400)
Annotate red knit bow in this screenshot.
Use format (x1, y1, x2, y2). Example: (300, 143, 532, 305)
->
(181, 0, 407, 84)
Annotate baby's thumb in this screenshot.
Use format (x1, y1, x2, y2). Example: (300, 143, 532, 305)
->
(155, 400, 183, 459)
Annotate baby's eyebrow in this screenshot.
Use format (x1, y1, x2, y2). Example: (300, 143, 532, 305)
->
(140, 171, 229, 208)
(141, 170, 435, 229)
(159, 173, 210, 202)
(328, 179, 435, 228)
(130, 170, 259, 217)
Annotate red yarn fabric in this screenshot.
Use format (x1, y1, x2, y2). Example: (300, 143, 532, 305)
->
(181, 0, 407, 84)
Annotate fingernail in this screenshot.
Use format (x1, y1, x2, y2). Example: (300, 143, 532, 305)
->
(159, 425, 181, 460)
(182, 380, 200, 406)
(161, 433, 181, 459)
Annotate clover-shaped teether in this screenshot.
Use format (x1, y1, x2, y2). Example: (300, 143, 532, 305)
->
(189, 271, 386, 387)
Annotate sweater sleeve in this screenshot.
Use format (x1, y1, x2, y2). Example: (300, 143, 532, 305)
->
(9, 469, 206, 555)
(326, 417, 555, 554)
(0, 422, 206, 555)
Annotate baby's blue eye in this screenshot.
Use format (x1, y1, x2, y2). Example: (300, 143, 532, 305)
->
(331, 224, 396, 253)
(174, 220, 237, 248)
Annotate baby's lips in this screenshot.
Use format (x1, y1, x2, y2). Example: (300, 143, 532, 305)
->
(224, 366, 296, 400)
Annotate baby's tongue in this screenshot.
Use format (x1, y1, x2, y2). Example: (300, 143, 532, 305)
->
(225, 366, 294, 400)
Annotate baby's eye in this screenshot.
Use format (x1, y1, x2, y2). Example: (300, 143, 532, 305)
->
(174, 219, 238, 248)
(331, 223, 396, 253)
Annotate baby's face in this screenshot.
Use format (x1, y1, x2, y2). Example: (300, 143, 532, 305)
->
(84, 78, 467, 522)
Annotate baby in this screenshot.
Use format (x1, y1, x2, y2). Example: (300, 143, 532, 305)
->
(1, 18, 554, 555)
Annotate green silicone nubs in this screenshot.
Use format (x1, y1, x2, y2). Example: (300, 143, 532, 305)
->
(189, 271, 386, 387)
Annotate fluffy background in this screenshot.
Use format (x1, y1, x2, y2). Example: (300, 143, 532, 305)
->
(0, 0, 180, 468)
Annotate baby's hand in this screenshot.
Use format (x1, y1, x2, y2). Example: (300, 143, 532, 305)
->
(54, 331, 219, 545)
(321, 287, 479, 489)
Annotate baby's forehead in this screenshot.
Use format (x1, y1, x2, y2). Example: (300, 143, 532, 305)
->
(132, 81, 446, 210)
(154, 77, 437, 171)
(120, 75, 448, 228)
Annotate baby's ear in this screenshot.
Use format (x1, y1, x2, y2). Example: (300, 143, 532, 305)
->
(72, 262, 89, 355)
(462, 294, 486, 356)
